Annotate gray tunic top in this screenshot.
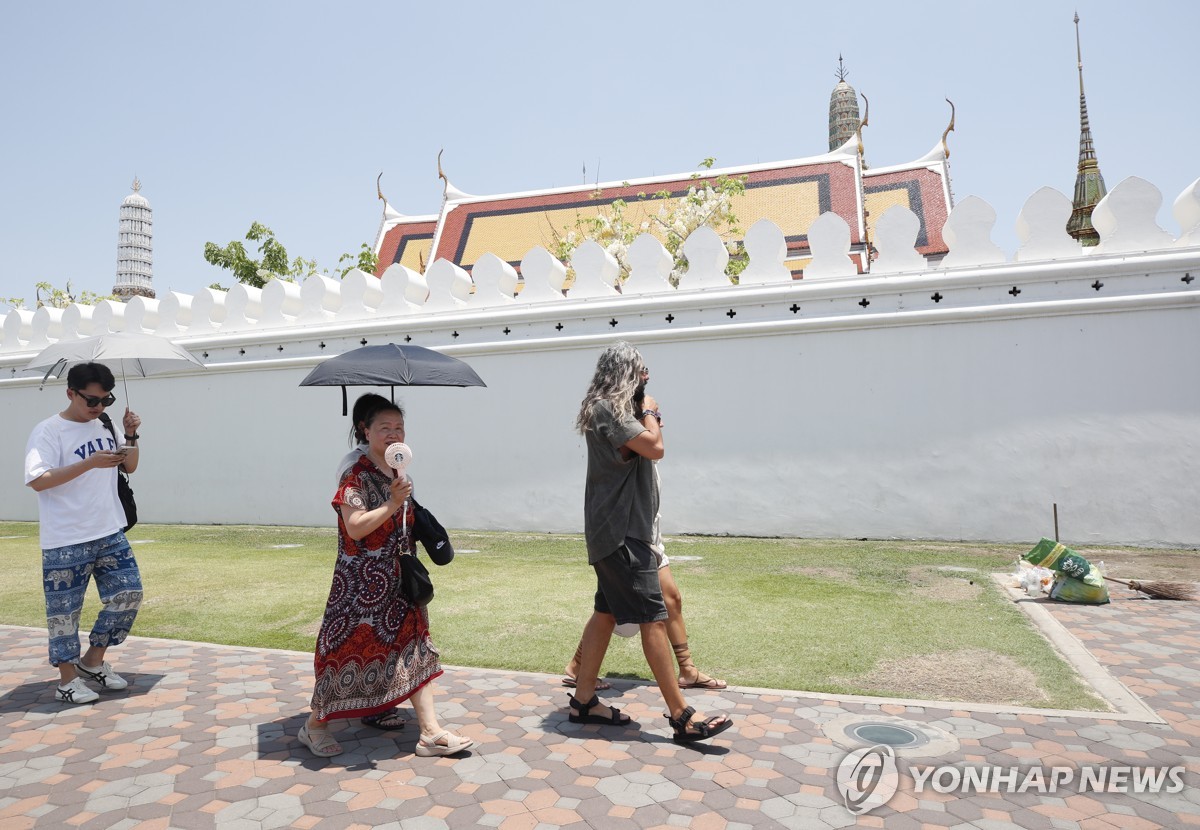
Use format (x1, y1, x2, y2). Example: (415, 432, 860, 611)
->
(583, 400, 659, 564)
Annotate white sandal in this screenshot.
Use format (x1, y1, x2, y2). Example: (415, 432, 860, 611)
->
(298, 722, 343, 757)
(414, 729, 475, 757)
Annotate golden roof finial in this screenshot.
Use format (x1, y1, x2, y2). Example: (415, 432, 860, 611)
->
(941, 98, 956, 159)
(855, 93, 869, 158)
(131, 176, 141, 193)
(376, 171, 389, 214)
(835, 54, 849, 83)
(437, 149, 448, 195)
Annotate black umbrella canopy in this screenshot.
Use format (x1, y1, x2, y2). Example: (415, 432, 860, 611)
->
(299, 344, 486, 414)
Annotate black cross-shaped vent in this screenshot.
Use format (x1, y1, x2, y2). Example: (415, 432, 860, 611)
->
(931, 292, 943, 303)
(555, 323, 564, 331)
(726, 309, 737, 318)
(503, 327, 511, 335)
(1008, 286, 1021, 297)
(609, 319, 619, 328)
(1183, 273, 1194, 284)
(452, 331, 460, 339)
(789, 304, 800, 314)
(1092, 280, 1104, 291)
(665, 314, 675, 323)
(360, 338, 368, 345)
(858, 298, 870, 308)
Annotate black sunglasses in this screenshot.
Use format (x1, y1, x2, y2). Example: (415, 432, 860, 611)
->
(73, 390, 116, 407)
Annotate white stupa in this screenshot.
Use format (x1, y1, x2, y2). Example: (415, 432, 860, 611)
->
(113, 177, 155, 299)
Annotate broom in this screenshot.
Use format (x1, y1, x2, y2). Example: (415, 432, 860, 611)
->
(1047, 506, 1196, 601)
(1101, 576, 1197, 601)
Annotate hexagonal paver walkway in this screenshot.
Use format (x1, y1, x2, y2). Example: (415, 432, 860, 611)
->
(1, 581, 1197, 829)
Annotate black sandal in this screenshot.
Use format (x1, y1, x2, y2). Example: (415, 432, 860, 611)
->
(361, 709, 407, 731)
(666, 706, 732, 744)
(568, 694, 631, 726)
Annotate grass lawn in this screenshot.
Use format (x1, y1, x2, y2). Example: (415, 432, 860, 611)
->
(0, 521, 1121, 710)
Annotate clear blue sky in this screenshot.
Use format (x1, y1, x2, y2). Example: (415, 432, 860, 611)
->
(2, 0, 1196, 309)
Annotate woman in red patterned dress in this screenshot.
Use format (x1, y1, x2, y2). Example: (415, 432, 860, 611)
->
(299, 402, 475, 758)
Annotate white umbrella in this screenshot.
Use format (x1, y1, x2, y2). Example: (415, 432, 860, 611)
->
(24, 332, 205, 400)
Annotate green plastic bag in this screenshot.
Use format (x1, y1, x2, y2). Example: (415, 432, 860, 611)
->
(1024, 538, 1091, 579)
(1024, 539, 1109, 604)
(1049, 573, 1110, 604)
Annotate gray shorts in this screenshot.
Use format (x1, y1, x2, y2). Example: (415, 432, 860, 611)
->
(592, 538, 669, 626)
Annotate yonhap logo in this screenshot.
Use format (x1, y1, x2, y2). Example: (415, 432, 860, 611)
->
(837, 745, 899, 815)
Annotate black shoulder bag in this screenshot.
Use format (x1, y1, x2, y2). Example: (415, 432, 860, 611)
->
(98, 413, 138, 532)
(397, 497, 433, 607)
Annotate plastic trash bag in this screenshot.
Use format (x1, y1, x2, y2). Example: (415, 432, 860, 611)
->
(1024, 538, 1110, 604)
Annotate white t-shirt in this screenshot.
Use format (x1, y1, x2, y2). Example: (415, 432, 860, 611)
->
(25, 414, 126, 550)
(334, 445, 367, 483)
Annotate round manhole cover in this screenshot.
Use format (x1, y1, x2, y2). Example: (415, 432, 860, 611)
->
(823, 714, 958, 758)
(847, 722, 928, 748)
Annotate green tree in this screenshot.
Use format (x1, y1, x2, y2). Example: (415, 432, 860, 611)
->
(203, 222, 319, 289)
(335, 243, 379, 279)
(204, 223, 380, 288)
(3, 281, 116, 311)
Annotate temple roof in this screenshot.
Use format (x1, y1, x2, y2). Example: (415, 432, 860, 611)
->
(374, 81, 954, 279)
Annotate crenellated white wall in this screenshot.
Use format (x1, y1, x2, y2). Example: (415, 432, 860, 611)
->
(2, 177, 1198, 546)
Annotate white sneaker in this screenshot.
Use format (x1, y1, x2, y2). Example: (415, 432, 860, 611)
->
(57, 677, 100, 705)
(75, 660, 129, 691)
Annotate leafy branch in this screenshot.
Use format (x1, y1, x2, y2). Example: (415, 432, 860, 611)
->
(548, 159, 748, 286)
(203, 222, 378, 289)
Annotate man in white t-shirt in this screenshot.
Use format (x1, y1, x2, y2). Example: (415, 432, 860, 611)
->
(24, 362, 144, 705)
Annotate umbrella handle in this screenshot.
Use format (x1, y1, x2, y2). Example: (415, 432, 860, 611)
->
(38, 359, 67, 391)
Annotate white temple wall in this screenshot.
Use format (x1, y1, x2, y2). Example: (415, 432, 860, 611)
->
(0, 290, 1195, 547)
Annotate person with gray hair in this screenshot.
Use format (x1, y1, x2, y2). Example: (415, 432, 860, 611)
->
(567, 341, 732, 744)
(564, 365, 725, 692)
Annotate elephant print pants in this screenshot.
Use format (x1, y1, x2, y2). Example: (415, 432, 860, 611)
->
(42, 531, 143, 666)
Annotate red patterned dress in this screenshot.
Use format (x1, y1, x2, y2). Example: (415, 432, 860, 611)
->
(310, 455, 442, 722)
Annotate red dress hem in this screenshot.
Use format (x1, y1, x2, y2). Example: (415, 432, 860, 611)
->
(313, 670, 444, 723)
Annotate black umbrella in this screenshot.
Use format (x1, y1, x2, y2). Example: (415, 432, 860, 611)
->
(299, 344, 486, 414)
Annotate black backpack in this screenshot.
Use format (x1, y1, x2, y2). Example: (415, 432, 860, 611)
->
(97, 413, 138, 532)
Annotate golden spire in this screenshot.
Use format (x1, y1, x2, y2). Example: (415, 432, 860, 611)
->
(1075, 11, 1085, 98)
(1066, 11, 1107, 246)
(828, 55, 861, 152)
